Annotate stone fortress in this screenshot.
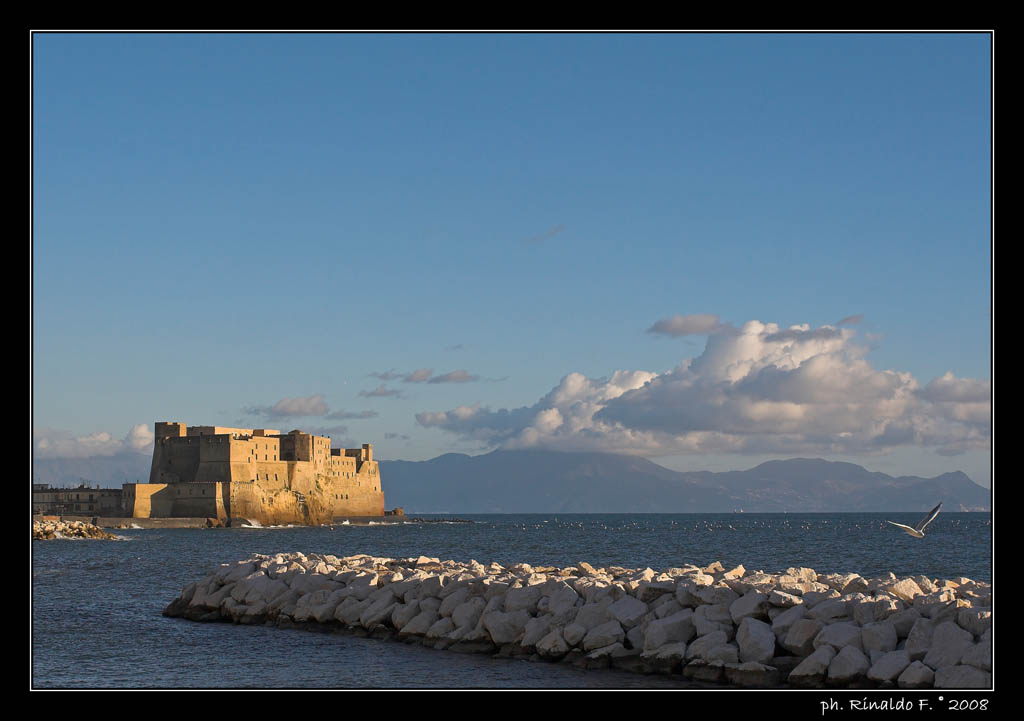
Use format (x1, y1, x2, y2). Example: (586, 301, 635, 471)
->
(124, 422, 387, 525)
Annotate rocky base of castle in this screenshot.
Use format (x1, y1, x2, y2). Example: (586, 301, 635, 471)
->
(163, 553, 992, 689)
(33, 520, 118, 540)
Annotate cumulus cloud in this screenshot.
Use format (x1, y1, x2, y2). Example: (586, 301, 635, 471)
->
(915, 371, 991, 430)
(416, 369, 660, 452)
(647, 314, 723, 337)
(370, 369, 403, 381)
(34, 423, 154, 459)
(245, 394, 329, 418)
(371, 368, 482, 384)
(125, 423, 155, 451)
(417, 318, 990, 458)
(919, 371, 990, 404)
(325, 409, 379, 420)
(428, 370, 480, 384)
(359, 384, 405, 398)
(297, 424, 350, 438)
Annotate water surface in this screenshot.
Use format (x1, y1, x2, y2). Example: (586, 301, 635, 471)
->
(32, 512, 991, 689)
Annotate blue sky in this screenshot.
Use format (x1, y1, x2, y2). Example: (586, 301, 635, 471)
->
(32, 32, 992, 487)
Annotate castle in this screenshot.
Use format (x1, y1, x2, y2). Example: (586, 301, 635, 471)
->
(123, 422, 386, 525)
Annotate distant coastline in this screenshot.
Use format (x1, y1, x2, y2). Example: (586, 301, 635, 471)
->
(33, 451, 990, 514)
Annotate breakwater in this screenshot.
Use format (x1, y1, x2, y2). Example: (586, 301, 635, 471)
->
(163, 552, 992, 689)
(33, 519, 118, 540)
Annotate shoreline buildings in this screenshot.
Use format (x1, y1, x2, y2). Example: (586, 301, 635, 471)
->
(32, 483, 123, 517)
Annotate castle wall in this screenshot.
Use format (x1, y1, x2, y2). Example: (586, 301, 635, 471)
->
(279, 433, 313, 462)
(155, 422, 186, 438)
(239, 461, 290, 486)
(330, 453, 358, 470)
(227, 481, 267, 523)
(324, 460, 385, 517)
(150, 437, 201, 484)
(311, 435, 332, 469)
(140, 422, 387, 524)
(125, 483, 169, 518)
(168, 482, 226, 517)
(188, 426, 279, 437)
(290, 461, 319, 497)
(245, 436, 282, 463)
(125, 482, 228, 518)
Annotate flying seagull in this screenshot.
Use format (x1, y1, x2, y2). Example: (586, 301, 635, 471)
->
(886, 502, 942, 538)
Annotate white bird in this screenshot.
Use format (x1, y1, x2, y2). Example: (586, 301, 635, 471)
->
(886, 502, 942, 538)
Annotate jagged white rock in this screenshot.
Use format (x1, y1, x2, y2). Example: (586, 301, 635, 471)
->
(828, 645, 869, 683)
(161, 552, 991, 690)
(782, 618, 824, 656)
(736, 617, 775, 664)
(867, 649, 912, 682)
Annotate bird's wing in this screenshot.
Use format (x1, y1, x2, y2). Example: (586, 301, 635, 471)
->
(915, 502, 942, 532)
(886, 520, 916, 533)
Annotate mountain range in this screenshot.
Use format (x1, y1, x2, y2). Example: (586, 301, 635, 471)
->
(377, 451, 990, 514)
(32, 449, 990, 514)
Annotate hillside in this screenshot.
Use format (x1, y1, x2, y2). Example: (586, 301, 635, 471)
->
(378, 451, 990, 513)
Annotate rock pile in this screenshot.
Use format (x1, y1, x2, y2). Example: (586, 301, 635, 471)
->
(163, 553, 992, 689)
(33, 520, 118, 540)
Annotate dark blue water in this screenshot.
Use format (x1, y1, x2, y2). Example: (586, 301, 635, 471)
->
(32, 513, 991, 689)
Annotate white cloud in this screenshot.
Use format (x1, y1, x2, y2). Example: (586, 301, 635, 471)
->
(647, 313, 723, 337)
(34, 424, 154, 459)
(404, 368, 434, 383)
(428, 370, 479, 384)
(325, 409, 379, 420)
(417, 318, 990, 458)
(417, 369, 659, 452)
(125, 423, 154, 452)
(359, 384, 405, 398)
(919, 370, 990, 404)
(298, 424, 350, 438)
(374, 368, 482, 384)
(246, 394, 329, 418)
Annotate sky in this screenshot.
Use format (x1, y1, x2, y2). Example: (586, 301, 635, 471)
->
(31, 32, 992, 487)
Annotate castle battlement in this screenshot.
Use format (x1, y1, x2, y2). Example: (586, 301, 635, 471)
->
(126, 421, 386, 525)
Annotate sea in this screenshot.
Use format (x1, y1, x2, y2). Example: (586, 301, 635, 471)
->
(31, 512, 992, 690)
